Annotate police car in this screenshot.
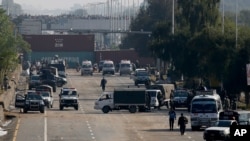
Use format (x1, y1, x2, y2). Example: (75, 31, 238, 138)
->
(59, 88, 79, 110)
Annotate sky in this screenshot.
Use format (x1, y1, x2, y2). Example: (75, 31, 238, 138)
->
(14, 0, 106, 10)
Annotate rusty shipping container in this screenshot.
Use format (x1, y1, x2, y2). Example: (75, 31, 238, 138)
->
(23, 34, 95, 52)
(95, 50, 155, 67)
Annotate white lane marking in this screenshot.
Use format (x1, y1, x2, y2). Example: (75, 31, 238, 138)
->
(86, 121, 96, 140)
(44, 110, 47, 141)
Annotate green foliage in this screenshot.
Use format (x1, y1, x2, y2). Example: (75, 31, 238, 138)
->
(120, 0, 173, 57)
(0, 9, 31, 83)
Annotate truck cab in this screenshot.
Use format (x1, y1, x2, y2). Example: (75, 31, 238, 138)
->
(36, 85, 54, 108)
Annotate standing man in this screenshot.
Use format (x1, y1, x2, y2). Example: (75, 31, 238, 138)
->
(100, 77, 107, 91)
(178, 113, 188, 135)
(3, 74, 9, 90)
(168, 108, 176, 130)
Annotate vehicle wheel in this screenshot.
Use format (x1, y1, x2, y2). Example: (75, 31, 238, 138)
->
(60, 106, 64, 110)
(102, 106, 110, 113)
(57, 82, 63, 87)
(23, 108, 28, 113)
(134, 82, 137, 86)
(47, 104, 50, 108)
(120, 73, 122, 76)
(53, 86, 56, 92)
(129, 105, 137, 113)
(40, 107, 45, 113)
(191, 126, 200, 131)
(74, 105, 78, 110)
(50, 103, 53, 108)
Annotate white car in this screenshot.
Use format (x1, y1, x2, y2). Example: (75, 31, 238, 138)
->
(203, 120, 237, 141)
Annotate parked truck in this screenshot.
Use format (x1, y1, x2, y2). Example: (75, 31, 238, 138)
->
(94, 88, 149, 113)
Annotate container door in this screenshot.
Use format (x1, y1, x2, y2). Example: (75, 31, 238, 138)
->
(15, 94, 25, 108)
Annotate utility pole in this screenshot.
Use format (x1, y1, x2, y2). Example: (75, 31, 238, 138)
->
(222, 0, 224, 34)
(236, 0, 238, 48)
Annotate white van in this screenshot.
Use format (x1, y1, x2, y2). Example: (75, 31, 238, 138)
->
(102, 60, 115, 75)
(119, 60, 132, 76)
(81, 60, 93, 76)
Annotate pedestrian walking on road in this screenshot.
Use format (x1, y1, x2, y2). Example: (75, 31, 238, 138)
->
(178, 113, 188, 135)
(168, 108, 176, 130)
(100, 77, 107, 91)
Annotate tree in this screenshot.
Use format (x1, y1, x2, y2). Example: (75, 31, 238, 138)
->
(0, 9, 31, 84)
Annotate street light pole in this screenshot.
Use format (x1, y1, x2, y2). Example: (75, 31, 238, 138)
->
(222, 0, 224, 34)
(236, 0, 238, 48)
(172, 0, 175, 34)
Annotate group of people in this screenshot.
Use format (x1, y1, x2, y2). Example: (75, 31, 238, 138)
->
(169, 108, 188, 135)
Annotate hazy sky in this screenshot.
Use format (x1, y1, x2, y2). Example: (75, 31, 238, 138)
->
(14, 0, 106, 10)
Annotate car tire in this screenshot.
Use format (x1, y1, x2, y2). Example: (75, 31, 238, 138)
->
(102, 106, 110, 113)
(23, 108, 28, 113)
(60, 106, 64, 110)
(74, 106, 78, 110)
(40, 107, 45, 113)
(129, 105, 137, 113)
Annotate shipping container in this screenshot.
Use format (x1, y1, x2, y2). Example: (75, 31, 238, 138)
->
(23, 35, 95, 52)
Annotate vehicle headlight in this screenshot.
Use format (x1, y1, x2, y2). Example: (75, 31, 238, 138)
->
(219, 131, 225, 135)
(40, 101, 44, 105)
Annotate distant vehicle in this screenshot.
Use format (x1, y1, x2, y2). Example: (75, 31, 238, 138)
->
(48, 58, 67, 77)
(94, 88, 149, 113)
(59, 88, 79, 110)
(146, 84, 175, 108)
(190, 90, 223, 130)
(39, 68, 57, 92)
(15, 93, 45, 113)
(203, 120, 237, 141)
(172, 89, 190, 108)
(81, 60, 93, 76)
(119, 60, 132, 76)
(98, 60, 105, 72)
(28, 75, 42, 90)
(35, 85, 54, 108)
(145, 89, 162, 109)
(102, 60, 115, 75)
(133, 68, 151, 86)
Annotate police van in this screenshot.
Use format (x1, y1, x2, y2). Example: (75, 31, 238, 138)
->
(190, 90, 223, 130)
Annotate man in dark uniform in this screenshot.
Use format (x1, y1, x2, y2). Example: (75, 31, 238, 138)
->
(178, 113, 188, 135)
(100, 77, 107, 91)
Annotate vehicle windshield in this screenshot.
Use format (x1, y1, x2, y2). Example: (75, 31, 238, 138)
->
(31, 76, 40, 80)
(62, 90, 77, 96)
(41, 92, 50, 97)
(191, 99, 217, 113)
(174, 91, 188, 97)
(48, 64, 66, 71)
(26, 94, 43, 100)
(120, 64, 130, 68)
(82, 64, 92, 68)
(103, 63, 113, 67)
(147, 91, 157, 97)
(215, 121, 233, 127)
(136, 71, 148, 76)
(239, 113, 249, 122)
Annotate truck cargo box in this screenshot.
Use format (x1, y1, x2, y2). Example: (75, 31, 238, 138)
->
(113, 88, 146, 105)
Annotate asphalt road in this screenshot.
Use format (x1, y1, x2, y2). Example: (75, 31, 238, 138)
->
(5, 69, 205, 141)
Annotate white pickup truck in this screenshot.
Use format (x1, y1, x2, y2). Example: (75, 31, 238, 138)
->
(203, 120, 237, 141)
